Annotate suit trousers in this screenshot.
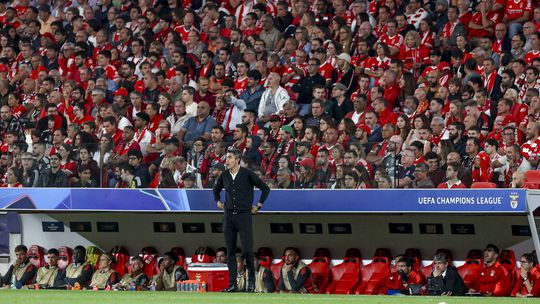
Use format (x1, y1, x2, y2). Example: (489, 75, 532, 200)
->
(223, 211, 255, 287)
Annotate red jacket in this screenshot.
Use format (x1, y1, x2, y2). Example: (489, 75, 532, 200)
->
(511, 267, 540, 297)
(378, 269, 426, 294)
(475, 262, 512, 296)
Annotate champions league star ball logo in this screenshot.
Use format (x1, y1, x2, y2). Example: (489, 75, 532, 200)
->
(509, 192, 519, 209)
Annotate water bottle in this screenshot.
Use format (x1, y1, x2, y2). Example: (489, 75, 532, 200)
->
(11, 275, 18, 289)
(149, 282, 156, 291)
(201, 283, 207, 292)
(176, 282, 181, 291)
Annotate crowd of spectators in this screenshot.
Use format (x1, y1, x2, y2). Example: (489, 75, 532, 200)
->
(0, 0, 539, 189)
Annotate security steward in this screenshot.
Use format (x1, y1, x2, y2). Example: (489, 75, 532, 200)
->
(56, 245, 94, 288)
(0, 245, 37, 288)
(28, 248, 61, 289)
(213, 149, 270, 292)
(113, 256, 149, 290)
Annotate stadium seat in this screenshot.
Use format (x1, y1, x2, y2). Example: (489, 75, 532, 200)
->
(458, 254, 482, 290)
(405, 248, 422, 271)
(257, 247, 274, 269)
(28, 245, 46, 268)
(373, 248, 392, 260)
(471, 182, 497, 188)
(499, 249, 517, 285)
(141, 246, 158, 278)
(309, 248, 332, 294)
(325, 248, 362, 294)
(57, 246, 73, 270)
(191, 246, 215, 263)
(355, 255, 391, 295)
(170, 247, 186, 268)
(110, 246, 130, 276)
(525, 171, 540, 189)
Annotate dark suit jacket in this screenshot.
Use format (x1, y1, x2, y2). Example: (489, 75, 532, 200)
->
(430, 265, 468, 296)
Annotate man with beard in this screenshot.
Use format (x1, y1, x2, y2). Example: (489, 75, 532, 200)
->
(448, 122, 467, 158)
(279, 248, 315, 293)
(155, 252, 189, 291)
(425, 70, 441, 101)
(197, 51, 214, 80)
(500, 69, 518, 96)
(482, 58, 503, 101)
(419, 50, 450, 86)
(520, 122, 540, 166)
(345, 93, 367, 125)
(292, 58, 326, 114)
(113, 256, 149, 290)
(209, 63, 226, 94)
(0, 245, 37, 288)
(213, 149, 270, 292)
(240, 70, 265, 112)
(469, 244, 511, 296)
(378, 256, 426, 295)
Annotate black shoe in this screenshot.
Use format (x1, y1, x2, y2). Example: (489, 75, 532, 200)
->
(222, 286, 238, 292)
(246, 281, 255, 292)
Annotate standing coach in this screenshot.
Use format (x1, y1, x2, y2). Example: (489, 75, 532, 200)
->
(213, 149, 270, 292)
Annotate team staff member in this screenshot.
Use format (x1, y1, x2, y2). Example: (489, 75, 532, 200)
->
(56, 245, 94, 288)
(512, 253, 540, 297)
(87, 253, 120, 290)
(213, 149, 270, 292)
(378, 257, 426, 295)
(0, 245, 37, 288)
(113, 256, 149, 290)
(428, 253, 468, 296)
(155, 252, 188, 291)
(279, 248, 315, 293)
(29, 248, 61, 289)
(469, 244, 512, 296)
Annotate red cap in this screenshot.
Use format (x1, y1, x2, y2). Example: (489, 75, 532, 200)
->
(0, 64, 8, 73)
(134, 81, 145, 93)
(355, 123, 371, 136)
(298, 158, 315, 170)
(114, 87, 129, 97)
(37, 66, 49, 73)
(41, 32, 56, 43)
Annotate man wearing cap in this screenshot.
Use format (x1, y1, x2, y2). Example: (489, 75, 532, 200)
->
(38, 4, 56, 35)
(331, 82, 354, 123)
(213, 149, 270, 292)
(418, 50, 451, 85)
(469, 244, 512, 296)
(258, 73, 290, 123)
(277, 125, 295, 156)
(133, 112, 153, 156)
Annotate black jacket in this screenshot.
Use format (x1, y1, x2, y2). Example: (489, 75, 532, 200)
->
(213, 167, 270, 211)
(292, 73, 326, 104)
(429, 265, 468, 296)
(37, 168, 69, 187)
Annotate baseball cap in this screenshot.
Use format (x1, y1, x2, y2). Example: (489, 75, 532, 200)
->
(298, 158, 315, 170)
(38, 4, 51, 13)
(269, 114, 281, 122)
(337, 53, 351, 64)
(114, 87, 129, 97)
(355, 123, 371, 136)
(281, 125, 294, 136)
(0, 64, 8, 73)
(333, 83, 347, 91)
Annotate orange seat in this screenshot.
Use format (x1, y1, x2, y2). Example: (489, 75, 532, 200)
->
(326, 248, 362, 294)
(28, 245, 46, 268)
(355, 256, 390, 295)
(57, 246, 73, 270)
(471, 182, 497, 188)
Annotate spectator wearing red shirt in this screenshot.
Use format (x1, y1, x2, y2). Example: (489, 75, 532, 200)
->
(437, 162, 467, 188)
(503, 0, 532, 38)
